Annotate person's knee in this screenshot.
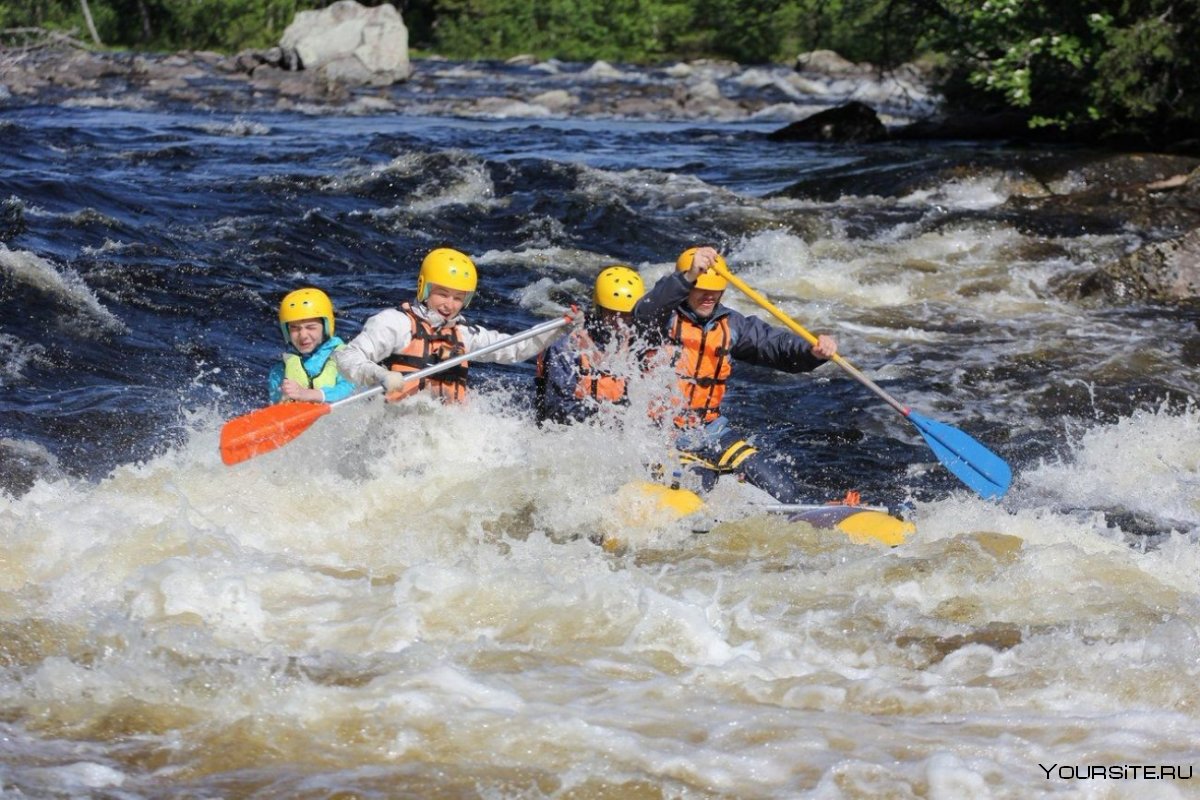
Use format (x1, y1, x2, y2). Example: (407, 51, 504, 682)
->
(687, 464, 719, 493)
(741, 454, 802, 503)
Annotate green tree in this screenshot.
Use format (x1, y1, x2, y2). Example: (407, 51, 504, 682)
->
(923, 0, 1200, 146)
(429, 0, 692, 62)
(3, 0, 322, 51)
(1, 0, 84, 37)
(4, 0, 1197, 147)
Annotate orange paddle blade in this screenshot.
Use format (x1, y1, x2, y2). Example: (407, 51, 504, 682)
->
(219, 402, 332, 465)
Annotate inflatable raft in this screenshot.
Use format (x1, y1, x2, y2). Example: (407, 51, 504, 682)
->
(612, 481, 915, 549)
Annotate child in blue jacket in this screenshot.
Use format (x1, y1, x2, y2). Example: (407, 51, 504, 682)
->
(268, 287, 356, 404)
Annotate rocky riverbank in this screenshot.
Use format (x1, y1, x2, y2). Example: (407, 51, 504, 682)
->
(3, 44, 1198, 303)
(0, 43, 940, 122)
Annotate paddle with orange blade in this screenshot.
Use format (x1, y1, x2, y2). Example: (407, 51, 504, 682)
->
(220, 315, 572, 466)
(710, 260, 1012, 499)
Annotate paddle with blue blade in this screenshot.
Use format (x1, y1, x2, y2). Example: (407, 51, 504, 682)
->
(710, 261, 1012, 499)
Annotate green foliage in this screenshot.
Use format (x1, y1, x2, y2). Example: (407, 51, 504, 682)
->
(1, 0, 321, 51)
(2, 0, 1196, 146)
(1091, 10, 1197, 134)
(1, 0, 86, 40)
(793, 0, 927, 67)
(927, 0, 1200, 145)
(429, 0, 693, 62)
(687, 0, 787, 63)
(119, 0, 306, 51)
(180, 0, 302, 50)
(422, 0, 928, 66)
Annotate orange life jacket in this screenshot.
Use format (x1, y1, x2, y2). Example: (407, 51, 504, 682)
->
(575, 349, 628, 403)
(567, 329, 629, 404)
(535, 330, 629, 410)
(381, 303, 468, 403)
(663, 312, 733, 427)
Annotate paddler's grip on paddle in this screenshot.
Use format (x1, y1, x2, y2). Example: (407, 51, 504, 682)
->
(381, 371, 421, 403)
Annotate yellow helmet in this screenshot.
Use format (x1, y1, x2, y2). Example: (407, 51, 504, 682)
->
(676, 247, 729, 291)
(417, 248, 477, 307)
(278, 287, 334, 342)
(593, 265, 645, 312)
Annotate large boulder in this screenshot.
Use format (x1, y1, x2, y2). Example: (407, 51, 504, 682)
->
(767, 101, 887, 143)
(794, 49, 869, 77)
(280, 0, 410, 86)
(1099, 227, 1200, 302)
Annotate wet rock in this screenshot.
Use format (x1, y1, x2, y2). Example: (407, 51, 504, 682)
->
(673, 78, 742, 119)
(233, 48, 278, 74)
(1099, 227, 1200, 302)
(529, 89, 577, 114)
(766, 101, 887, 143)
(895, 621, 1024, 665)
(0, 44, 936, 126)
(256, 70, 352, 106)
(1023, 152, 1200, 194)
(582, 60, 623, 80)
(795, 49, 870, 77)
(892, 110, 1053, 143)
(611, 96, 671, 118)
(0, 197, 26, 242)
(770, 149, 1054, 202)
(1007, 157, 1200, 238)
(0, 438, 62, 498)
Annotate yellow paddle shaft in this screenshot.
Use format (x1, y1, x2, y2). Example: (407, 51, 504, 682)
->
(710, 262, 910, 418)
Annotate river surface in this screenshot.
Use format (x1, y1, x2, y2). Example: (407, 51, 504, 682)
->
(1, 57, 1199, 798)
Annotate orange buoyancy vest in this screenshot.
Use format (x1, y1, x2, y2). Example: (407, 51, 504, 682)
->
(564, 330, 629, 404)
(534, 331, 629, 412)
(381, 303, 468, 403)
(574, 350, 629, 403)
(666, 312, 733, 427)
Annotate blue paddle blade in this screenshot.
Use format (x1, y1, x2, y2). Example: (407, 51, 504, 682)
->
(908, 411, 1012, 499)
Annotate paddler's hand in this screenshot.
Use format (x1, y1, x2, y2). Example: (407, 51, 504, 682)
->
(281, 378, 324, 403)
(565, 303, 585, 329)
(381, 372, 413, 393)
(812, 334, 838, 360)
(685, 246, 721, 283)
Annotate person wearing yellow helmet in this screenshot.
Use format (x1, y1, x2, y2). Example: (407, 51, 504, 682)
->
(335, 247, 575, 403)
(535, 265, 647, 424)
(268, 287, 356, 404)
(632, 245, 839, 504)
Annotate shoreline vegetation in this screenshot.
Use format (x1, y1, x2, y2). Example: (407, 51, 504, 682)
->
(0, 35, 1102, 152)
(3, 29, 1199, 306)
(1, 0, 1198, 152)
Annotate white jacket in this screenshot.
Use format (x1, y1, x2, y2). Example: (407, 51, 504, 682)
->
(334, 302, 565, 387)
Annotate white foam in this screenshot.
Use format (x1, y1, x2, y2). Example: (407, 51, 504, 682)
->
(0, 244, 126, 333)
(2, 368, 1199, 797)
(1022, 402, 1200, 530)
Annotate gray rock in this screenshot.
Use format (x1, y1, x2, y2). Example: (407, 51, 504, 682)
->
(795, 50, 869, 76)
(767, 101, 887, 143)
(280, 0, 410, 86)
(1102, 227, 1200, 302)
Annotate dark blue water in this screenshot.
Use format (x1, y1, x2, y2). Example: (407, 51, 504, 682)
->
(2, 64, 1198, 515)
